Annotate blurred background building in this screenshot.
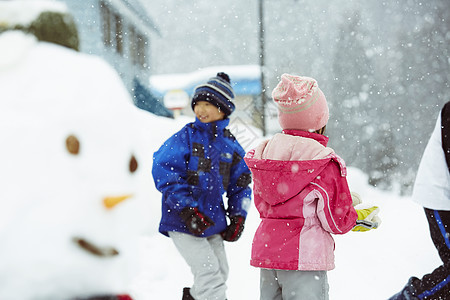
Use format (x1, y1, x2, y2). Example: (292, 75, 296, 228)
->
(62, 0, 173, 117)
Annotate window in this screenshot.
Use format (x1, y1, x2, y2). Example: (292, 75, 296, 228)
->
(129, 26, 138, 64)
(114, 13, 123, 55)
(128, 25, 148, 68)
(137, 33, 148, 68)
(99, 1, 111, 47)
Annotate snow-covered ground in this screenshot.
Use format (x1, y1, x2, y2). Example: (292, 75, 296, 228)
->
(131, 167, 440, 300)
(0, 28, 441, 300)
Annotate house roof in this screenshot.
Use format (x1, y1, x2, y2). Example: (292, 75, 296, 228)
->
(149, 65, 262, 98)
(109, 0, 160, 35)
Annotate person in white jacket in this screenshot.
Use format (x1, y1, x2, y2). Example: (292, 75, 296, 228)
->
(389, 101, 450, 300)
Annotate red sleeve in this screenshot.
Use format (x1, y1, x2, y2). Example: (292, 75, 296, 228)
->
(315, 160, 357, 234)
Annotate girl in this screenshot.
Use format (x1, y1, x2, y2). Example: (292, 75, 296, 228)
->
(244, 74, 379, 300)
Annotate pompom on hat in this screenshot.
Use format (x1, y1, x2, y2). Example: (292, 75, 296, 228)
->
(272, 74, 329, 132)
(191, 72, 236, 116)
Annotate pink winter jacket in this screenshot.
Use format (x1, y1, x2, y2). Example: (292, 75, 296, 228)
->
(244, 130, 357, 271)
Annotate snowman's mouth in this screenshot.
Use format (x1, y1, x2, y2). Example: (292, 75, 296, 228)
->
(73, 237, 119, 257)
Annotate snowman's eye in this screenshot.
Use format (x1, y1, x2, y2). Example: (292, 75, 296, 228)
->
(129, 154, 138, 173)
(66, 135, 80, 155)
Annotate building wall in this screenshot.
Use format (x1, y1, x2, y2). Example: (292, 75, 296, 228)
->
(61, 0, 154, 93)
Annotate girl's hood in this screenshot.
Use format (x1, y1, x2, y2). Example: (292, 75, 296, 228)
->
(244, 150, 332, 205)
(244, 131, 345, 206)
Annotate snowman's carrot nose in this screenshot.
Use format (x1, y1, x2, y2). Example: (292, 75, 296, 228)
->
(103, 194, 132, 209)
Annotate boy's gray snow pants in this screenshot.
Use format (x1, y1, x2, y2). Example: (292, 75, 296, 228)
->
(169, 231, 229, 300)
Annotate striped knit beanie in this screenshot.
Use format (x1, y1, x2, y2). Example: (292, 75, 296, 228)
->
(191, 72, 236, 116)
(272, 74, 329, 132)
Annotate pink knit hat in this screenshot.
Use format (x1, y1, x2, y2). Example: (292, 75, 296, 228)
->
(272, 74, 329, 132)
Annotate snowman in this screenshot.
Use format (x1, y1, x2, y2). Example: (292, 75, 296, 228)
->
(0, 3, 156, 299)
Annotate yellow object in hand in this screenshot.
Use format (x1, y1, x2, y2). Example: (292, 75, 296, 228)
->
(352, 206, 381, 232)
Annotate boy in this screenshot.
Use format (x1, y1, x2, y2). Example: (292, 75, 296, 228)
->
(152, 72, 252, 300)
(389, 102, 450, 300)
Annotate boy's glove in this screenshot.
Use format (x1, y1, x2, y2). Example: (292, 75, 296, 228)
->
(221, 215, 245, 242)
(180, 207, 215, 236)
(352, 206, 381, 232)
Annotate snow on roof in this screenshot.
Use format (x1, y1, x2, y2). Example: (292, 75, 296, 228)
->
(0, 0, 68, 27)
(149, 65, 261, 97)
(106, 0, 160, 35)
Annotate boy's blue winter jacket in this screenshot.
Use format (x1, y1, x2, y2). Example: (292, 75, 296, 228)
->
(152, 118, 252, 237)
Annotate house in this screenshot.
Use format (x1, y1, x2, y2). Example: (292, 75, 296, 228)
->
(149, 65, 266, 130)
(61, 0, 172, 117)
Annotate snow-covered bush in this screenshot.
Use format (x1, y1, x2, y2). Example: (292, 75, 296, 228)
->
(0, 1, 79, 51)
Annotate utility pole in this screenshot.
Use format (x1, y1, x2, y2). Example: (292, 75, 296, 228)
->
(258, 0, 267, 136)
